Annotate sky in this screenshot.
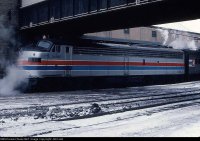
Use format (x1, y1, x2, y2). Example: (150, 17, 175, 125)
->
(154, 19, 200, 34)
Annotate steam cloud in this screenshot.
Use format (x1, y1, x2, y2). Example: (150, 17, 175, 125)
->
(0, 66, 28, 96)
(157, 28, 198, 50)
(0, 15, 28, 96)
(169, 37, 198, 51)
(157, 29, 169, 45)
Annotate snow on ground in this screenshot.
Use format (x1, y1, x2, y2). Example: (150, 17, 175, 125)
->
(1, 100, 200, 137)
(1, 81, 200, 137)
(55, 102, 200, 137)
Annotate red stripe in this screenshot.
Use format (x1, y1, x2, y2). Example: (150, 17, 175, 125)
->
(18, 60, 184, 67)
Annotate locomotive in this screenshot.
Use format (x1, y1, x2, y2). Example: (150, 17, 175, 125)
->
(17, 36, 200, 92)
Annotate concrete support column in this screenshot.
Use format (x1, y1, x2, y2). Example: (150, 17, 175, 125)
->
(0, 0, 19, 74)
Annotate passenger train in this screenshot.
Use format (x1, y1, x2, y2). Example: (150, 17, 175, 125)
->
(17, 36, 200, 92)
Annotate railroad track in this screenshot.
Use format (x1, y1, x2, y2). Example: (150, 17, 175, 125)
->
(1, 87, 200, 121)
(1, 83, 200, 137)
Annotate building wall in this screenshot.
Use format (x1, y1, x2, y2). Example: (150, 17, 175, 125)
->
(87, 27, 200, 47)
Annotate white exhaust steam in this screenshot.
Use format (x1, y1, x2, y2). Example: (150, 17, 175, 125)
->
(0, 66, 28, 96)
(169, 37, 198, 50)
(157, 28, 198, 50)
(0, 15, 28, 96)
(156, 29, 169, 45)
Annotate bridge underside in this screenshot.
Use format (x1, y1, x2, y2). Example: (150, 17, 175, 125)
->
(20, 0, 200, 39)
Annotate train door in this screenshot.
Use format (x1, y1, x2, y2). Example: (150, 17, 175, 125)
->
(48, 45, 63, 76)
(61, 45, 72, 60)
(124, 56, 129, 76)
(60, 45, 73, 76)
(184, 51, 189, 81)
(50, 45, 62, 59)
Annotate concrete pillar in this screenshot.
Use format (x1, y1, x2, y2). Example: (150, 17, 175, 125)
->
(0, 0, 19, 75)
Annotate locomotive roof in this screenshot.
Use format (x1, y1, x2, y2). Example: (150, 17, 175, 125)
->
(96, 42, 183, 53)
(81, 35, 171, 48)
(43, 37, 183, 53)
(43, 35, 169, 48)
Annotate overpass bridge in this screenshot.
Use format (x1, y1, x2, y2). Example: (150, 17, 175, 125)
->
(19, 0, 200, 38)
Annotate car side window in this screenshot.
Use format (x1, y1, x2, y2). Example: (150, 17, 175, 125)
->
(56, 45, 60, 52)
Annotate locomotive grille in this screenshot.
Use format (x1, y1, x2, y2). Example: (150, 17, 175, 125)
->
(28, 58, 42, 63)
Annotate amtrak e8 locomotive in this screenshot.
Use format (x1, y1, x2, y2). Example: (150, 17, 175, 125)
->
(17, 36, 200, 92)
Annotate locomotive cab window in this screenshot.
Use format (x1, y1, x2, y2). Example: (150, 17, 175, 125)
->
(55, 45, 61, 52)
(51, 45, 61, 53)
(37, 40, 52, 50)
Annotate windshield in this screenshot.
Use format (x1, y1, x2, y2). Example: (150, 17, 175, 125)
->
(37, 41, 52, 50)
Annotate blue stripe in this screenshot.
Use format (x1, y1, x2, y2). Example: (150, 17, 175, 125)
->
(129, 66, 184, 70)
(22, 66, 184, 71)
(23, 66, 72, 70)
